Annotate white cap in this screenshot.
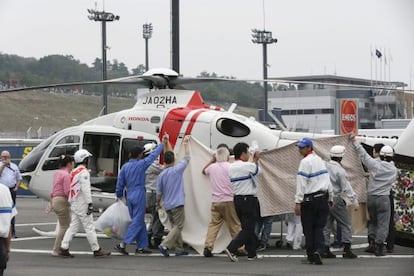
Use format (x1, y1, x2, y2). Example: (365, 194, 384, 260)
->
(74, 149, 92, 163)
(380, 145, 394, 157)
(143, 143, 157, 156)
(330, 145, 346, 158)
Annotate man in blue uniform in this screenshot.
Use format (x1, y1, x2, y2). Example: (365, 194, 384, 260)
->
(114, 135, 167, 255)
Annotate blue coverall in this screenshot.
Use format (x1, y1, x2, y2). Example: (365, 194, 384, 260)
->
(116, 144, 164, 248)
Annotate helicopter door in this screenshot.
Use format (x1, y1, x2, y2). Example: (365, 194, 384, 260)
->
(119, 138, 158, 168)
(83, 133, 120, 193)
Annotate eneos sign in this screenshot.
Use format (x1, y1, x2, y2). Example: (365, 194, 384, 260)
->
(340, 99, 358, 135)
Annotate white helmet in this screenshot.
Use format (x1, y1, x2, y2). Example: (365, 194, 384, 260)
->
(74, 149, 92, 163)
(143, 143, 157, 156)
(330, 145, 346, 158)
(380, 145, 394, 157)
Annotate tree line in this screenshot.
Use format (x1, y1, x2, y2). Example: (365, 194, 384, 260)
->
(0, 53, 265, 108)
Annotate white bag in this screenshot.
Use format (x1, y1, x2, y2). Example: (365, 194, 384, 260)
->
(95, 201, 131, 240)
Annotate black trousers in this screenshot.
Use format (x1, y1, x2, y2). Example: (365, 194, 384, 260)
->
(9, 188, 16, 236)
(386, 192, 395, 249)
(0, 237, 7, 275)
(227, 195, 258, 258)
(146, 192, 164, 240)
(300, 194, 329, 259)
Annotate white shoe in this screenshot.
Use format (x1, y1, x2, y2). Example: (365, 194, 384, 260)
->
(224, 249, 238, 262)
(247, 255, 264, 261)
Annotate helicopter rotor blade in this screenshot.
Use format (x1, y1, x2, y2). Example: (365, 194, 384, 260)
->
(1, 73, 413, 94)
(0, 75, 165, 94)
(233, 78, 414, 94)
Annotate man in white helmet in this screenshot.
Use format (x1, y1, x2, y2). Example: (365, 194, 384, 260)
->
(145, 142, 166, 249)
(58, 149, 110, 258)
(352, 137, 397, 256)
(322, 145, 359, 259)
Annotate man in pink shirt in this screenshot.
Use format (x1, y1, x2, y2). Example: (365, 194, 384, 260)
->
(202, 144, 241, 257)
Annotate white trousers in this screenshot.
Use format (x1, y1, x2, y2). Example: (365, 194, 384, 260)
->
(285, 213, 303, 250)
(61, 203, 100, 252)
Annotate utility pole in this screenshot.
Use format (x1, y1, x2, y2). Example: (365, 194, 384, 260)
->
(171, 0, 180, 73)
(252, 29, 277, 122)
(87, 8, 120, 115)
(142, 23, 153, 71)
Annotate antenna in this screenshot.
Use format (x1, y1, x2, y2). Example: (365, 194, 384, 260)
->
(228, 103, 237, 113)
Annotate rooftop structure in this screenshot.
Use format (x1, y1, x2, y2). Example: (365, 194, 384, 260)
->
(267, 75, 412, 133)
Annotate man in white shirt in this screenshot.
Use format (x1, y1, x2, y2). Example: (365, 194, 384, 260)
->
(0, 150, 21, 239)
(294, 138, 332, 265)
(224, 142, 261, 262)
(59, 149, 110, 258)
(0, 183, 17, 275)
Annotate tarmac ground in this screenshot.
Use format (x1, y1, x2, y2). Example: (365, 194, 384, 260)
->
(5, 197, 414, 276)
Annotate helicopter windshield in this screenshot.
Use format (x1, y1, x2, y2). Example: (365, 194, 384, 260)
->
(42, 135, 80, 171)
(19, 133, 57, 173)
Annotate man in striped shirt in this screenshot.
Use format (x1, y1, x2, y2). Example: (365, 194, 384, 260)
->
(225, 142, 261, 262)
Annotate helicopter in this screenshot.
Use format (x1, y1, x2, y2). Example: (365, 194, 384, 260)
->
(2, 68, 414, 246)
(1, 68, 410, 207)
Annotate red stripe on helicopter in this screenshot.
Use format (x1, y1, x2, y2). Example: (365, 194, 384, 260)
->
(183, 110, 205, 136)
(158, 91, 208, 148)
(159, 108, 206, 149)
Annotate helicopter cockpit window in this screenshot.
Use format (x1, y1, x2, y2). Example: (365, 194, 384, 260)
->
(216, 118, 250, 137)
(42, 135, 80, 171)
(49, 145, 79, 158)
(19, 133, 57, 173)
(57, 135, 80, 144)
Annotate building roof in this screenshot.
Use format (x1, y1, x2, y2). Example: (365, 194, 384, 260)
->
(269, 74, 406, 88)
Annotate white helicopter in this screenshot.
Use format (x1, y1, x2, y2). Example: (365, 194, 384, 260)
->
(3, 68, 414, 245)
(2, 68, 410, 208)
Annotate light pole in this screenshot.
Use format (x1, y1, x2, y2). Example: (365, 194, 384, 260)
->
(87, 8, 120, 115)
(252, 29, 277, 122)
(142, 23, 153, 71)
(171, 0, 180, 73)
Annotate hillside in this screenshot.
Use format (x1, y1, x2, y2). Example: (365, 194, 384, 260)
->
(0, 91, 257, 138)
(0, 53, 263, 138)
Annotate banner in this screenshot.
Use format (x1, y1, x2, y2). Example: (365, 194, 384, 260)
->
(176, 136, 367, 254)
